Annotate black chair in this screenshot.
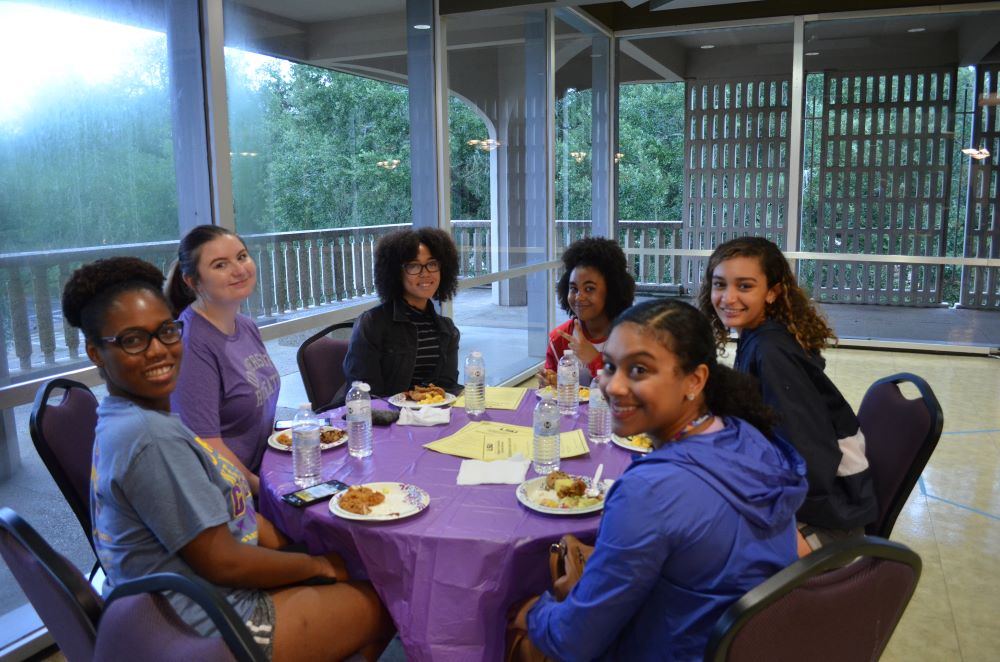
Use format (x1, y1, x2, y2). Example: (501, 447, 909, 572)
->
(705, 536, 922, 662)
(0, 507, 266, 662)
(857, 373, 944, 538)
(0, 507, 103, 661)
(296, 321, 354, 413)
(95, 573, 267, 662)
(29, 378, 100, 572)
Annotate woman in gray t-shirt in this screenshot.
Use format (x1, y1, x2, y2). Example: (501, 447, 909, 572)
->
(63, 256, 394, 661)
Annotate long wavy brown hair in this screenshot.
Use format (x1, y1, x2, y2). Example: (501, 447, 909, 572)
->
(696, 237, 836, 353)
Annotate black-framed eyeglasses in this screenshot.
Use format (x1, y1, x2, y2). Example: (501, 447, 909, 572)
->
(403, 260, 440, 275)
(101, 320, 184, 355)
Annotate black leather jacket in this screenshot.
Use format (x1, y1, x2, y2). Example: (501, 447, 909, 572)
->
(342, 299, 461, 400)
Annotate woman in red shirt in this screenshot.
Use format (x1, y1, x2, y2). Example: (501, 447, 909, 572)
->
(538, 238, 635, 386)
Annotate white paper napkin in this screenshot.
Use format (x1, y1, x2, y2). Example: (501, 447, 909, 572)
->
(456, 453, 531, 485)
(398, 407, 451, 426)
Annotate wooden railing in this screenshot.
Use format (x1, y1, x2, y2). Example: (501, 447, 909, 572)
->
(0, 219, 681, 377)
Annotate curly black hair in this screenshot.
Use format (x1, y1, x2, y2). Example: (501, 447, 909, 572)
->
(373, 228, 459, 304)
(557, 237, 635, 321)
(62, 257, 168, 344)
(613, 299, 776, 436)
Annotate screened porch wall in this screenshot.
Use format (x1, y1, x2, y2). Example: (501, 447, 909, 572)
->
(680, 75, 792, 292)
(961, 62, 1000, 310)
(810, 67, 957, 306)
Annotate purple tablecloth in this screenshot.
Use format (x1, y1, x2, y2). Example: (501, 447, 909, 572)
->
(259, 394, 636, 662)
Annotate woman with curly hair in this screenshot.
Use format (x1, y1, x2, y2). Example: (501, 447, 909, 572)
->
(342, 227, 461, 399)
(511, 300, 806, 660)
(698, 236, 877, 549)
(62, 257, 393, 661)
(538, 237, 635, 386)
(165, 225, 279, 495)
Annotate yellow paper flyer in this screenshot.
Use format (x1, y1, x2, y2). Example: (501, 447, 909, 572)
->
(453, 387, 528, 411)
(424, 421, 589, 460)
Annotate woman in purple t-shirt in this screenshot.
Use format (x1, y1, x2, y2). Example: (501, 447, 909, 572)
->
(166, 225, 280, 495)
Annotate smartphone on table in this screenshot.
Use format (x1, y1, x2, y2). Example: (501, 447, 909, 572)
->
(281, 478, 349, 507)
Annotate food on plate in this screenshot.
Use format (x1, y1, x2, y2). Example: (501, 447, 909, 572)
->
(320, 427, 347, 444)
(537, 386, 590, 399)
(534, 473, 602, 509)
(405, 384, 447, 404)
(544, 470, 586, 498)
(275, 426, 346, 448)
(627, 433, 653, 450)
(338, 485, 386, 515)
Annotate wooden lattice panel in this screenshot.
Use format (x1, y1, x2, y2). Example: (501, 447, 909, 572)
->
(960, 65, 1000, 309)
(813, 69, 955, 306)
(680, 77, 791, 292)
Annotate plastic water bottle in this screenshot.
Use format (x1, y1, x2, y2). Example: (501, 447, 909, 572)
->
(292, 403, 322, 487)
(346, 381, 373, 459)
(557, 349, 580, 416)
(587, 371, 612, 444)
(533, 391, 561, 475)
(464, 351, 486, 416)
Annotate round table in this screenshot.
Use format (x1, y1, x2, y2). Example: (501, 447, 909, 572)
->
(259, 393, 637, 662)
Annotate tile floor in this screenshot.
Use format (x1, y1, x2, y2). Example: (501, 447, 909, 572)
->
(34, 348, 1000, 661)
(813, 348, 1000, 661)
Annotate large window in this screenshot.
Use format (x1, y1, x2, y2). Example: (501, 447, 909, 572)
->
(0, 0, 195, 642)
(222, 1, 413, 320)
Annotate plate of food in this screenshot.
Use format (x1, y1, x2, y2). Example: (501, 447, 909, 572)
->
(611, 433, 654, 454)
(388, 384, 457, 409)
(516, 471, 610, 516)
(267, 426, 348, 452)
(329, 482, 431, 521)
(535, 386, 590, 400)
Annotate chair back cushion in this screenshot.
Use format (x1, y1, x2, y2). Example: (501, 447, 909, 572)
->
(725, 556, 918, 661)
(301, 337, 350, 412)
(30, 379, 99, 538)
(94, 592, 238, 662)
(0, 514, 101, 661)
(857, 374, 942, 537)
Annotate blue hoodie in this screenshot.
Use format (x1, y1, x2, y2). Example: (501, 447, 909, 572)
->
(528, 417, 807, 661)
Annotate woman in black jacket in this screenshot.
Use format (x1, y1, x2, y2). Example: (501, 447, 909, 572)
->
(342, 228, 461, 399)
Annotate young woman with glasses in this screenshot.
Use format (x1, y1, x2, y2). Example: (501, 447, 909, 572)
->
(164, 225, 280, 495)
(62, 257, 394, 661)
(342, 227, 461, 400)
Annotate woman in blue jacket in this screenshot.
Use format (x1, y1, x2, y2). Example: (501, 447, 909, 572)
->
(514, 299, 807, 661)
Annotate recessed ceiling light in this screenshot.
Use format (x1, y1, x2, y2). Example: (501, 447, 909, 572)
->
(413, 24, 431, 30)
(805, 51, 820, 56)
(700, 44, 715, 49)
(907, 27, 925, 33)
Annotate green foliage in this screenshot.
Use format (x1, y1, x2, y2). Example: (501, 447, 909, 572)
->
(0, 39, 177, 251)
(616, 82, 686, 221)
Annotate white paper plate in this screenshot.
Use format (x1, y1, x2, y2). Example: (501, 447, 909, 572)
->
(387, 391, 457, 409)
(329, 482, 431, 521)
(611, 434, 653, 454)
(515, 475, 611, 516)
(267, 426, 348, 452)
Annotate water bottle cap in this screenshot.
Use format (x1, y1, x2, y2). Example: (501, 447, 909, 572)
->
(359, 382, 371, 392)
(470, 351, 482, 358)
(298, 403, 311, 410)
(563, 349, 574, 357)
